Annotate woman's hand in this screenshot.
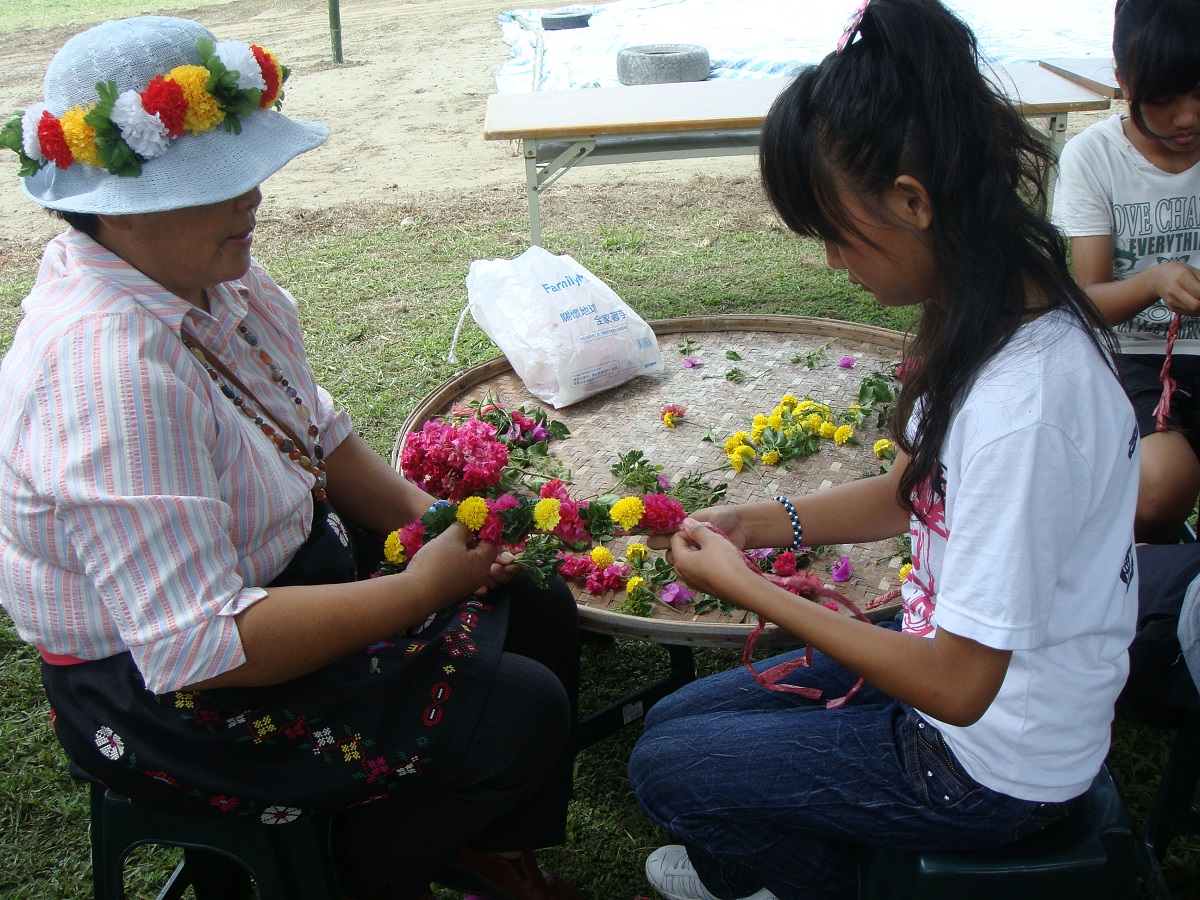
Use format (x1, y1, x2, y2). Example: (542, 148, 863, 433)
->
(667, 518, 758, 601)
(404, 522, 499, 601)
(1154, 262, 1200, 317)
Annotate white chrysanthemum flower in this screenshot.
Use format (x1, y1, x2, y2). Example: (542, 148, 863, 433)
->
(110, 90, 171, 159)
(214, 40, 266, 91)
(21, 103, 48, 162)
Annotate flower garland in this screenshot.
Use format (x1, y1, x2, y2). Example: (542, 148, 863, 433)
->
(376, 486, 686, 590)
(0, 38, 288, 178)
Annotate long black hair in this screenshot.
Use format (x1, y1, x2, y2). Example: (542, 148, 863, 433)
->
(1114, 0, 1200, 138)
(759, 0, 1114, 517)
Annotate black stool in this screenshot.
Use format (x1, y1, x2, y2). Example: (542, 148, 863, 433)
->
(857, 765, 1137, 899)
(89, 782, 340, 899)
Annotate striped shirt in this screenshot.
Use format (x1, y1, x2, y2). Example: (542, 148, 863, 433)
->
(0, 230, 353, 694)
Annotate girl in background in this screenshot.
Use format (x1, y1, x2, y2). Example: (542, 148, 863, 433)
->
(1053, 0, 1200, 542)
(629, 1, 1139, 898)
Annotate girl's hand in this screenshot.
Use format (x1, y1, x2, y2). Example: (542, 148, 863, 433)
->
(668, 518, 758, 601)
(404, 522, 498, 601)
(646, 505, 751, 552)
(1154, 262, 1200, 317)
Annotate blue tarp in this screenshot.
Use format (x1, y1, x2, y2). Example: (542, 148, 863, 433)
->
(497, 0, 1115, 92)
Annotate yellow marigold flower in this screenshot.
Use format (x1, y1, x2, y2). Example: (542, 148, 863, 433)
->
(834, 424, 853, 445)
(767, 412, 784, 430)
(626, 575, 646, 595)
(728, 451, 745, 472)
(724, 431, 750, 453)
(591, 546, 614, 568)
(663, 411, 679, 428)
(873, 438, 896, 459)
(534, 497, 562, 531)
(897, 562, 913, 582)
(627, 542, 650, 564)
(762, 449, 781, 466)
(780, 394, 799, 410)
(819, 421, 837, 439)
(456, 496, 490, 531)
(736, 444, 757, 461)
(750, 422, 766, 442)
(383, 531, 406, 565)
(783, 426, 797, 438)
(611, 496, 646, 531)
(169, 65, 226, 133)
(59, 106, 101, 167)
(803, 413, 825, 432)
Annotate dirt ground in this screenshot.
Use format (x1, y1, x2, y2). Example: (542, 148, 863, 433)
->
(0, 0, 782, 252)
(0, 0, 1122, 264)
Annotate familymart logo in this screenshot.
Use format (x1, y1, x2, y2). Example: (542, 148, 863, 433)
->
(542, 273, 588, 293)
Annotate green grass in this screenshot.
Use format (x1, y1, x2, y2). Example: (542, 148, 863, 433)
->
(0, 0, 235, 33)
(0, 180, 1197, 897)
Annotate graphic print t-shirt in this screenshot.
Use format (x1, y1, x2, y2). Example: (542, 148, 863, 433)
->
(1053, 115, 1200, 353)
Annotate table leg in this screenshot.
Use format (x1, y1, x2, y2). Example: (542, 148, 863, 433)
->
(573, 643, 697, 752)
(524, 142, 542, 247)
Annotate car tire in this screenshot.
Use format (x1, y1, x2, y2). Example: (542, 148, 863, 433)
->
(616, 44, 711, 85)
(541, 11, 592, 30)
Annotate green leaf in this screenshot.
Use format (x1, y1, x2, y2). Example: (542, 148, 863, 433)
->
(725, 349, 743, 360)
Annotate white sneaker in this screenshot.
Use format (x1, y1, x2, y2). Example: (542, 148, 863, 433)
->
(644, 845, 778, 900)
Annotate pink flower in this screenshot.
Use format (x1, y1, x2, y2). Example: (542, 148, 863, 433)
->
(640, 494, 685, 533)
(586, 563, 631, 594)
(838, 356, 856, 368)
(822, 599, 840, 611)
(557, 552, 597, 579)
(553, 498, 590, 544)
(398, 521, 425, 558)
(539, 478, 571, 502)
(771, 551, 798, 576)
(682, 359, 701, 368)
(660, 582, 695, 610)
(831, 556, 852, 582)
(400, 418, 509, 501)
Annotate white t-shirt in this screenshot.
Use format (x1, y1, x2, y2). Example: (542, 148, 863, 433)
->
(1052, 114, 1200, 354)
(901, 309, 1138, 801)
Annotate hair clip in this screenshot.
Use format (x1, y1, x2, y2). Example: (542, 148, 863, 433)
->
(836, 0, 871, 53)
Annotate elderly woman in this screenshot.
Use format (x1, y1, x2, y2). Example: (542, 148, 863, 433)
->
(0, 16, 580, 900)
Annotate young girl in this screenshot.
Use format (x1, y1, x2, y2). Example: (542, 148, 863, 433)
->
(627, 1, 1139, 899)
(1052, 0, 1200, 543)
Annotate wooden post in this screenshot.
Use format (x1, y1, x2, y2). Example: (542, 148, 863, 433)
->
(328, 0, 343, 63)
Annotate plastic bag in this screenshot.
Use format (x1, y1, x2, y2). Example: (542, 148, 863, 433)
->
(460, 246, 662, 408)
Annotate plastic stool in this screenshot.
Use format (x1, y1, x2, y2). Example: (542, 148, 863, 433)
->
(1139, 712, 1200, 899)
(90, 782, 340, 899)
(857, 765, 1137, 899)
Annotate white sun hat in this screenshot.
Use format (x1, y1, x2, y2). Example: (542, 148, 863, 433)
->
(11, 15, 328, 214)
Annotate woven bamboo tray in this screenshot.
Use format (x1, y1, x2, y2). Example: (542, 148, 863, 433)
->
(393, 315, 908, 649)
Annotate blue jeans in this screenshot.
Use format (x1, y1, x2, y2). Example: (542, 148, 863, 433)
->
(627, 630, 1077, 900)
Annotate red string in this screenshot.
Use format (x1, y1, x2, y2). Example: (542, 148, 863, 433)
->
(698, 523, 901, 709)
(1154, 313, 1182, 433)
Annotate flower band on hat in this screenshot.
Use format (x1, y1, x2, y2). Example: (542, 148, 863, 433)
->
(1, 37, 288, 179)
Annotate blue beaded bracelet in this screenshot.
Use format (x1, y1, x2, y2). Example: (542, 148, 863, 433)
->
(773, 495, 803, 552)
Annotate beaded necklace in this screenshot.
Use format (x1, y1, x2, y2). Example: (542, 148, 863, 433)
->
(181, 324, 328, 500)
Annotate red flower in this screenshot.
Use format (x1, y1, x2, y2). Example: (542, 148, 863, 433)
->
(37, 111, 73, 169)
(539, 478, 571, 502)
(400, 419, 508, 501)
(771, 551, 798, 576)
(640, 494, 685, 533)
(251, 45, 282, 108)
(140, 76, 188, 136)
(585, 563, 631, 594)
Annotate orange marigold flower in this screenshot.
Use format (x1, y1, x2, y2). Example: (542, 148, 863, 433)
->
(59, 106, 101, 167)
(168, 65, 225, 133)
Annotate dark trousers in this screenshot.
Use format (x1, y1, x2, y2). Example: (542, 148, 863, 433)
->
(333, 577, 580, 899)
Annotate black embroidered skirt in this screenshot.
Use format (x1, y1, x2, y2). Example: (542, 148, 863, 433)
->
(41, 500, 509, 822)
